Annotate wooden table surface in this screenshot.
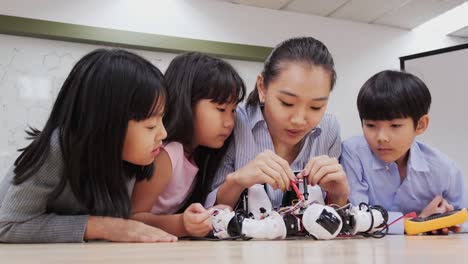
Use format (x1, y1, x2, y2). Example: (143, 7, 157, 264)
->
(1, 234, 468, 264)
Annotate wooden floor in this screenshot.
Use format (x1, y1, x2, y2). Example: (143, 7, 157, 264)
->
(1, 235, 468, 263)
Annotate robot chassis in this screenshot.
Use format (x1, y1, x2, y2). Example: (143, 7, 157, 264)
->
(211, 179, 389, 240)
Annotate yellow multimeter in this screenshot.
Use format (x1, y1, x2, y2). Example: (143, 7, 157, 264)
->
(404, 208, 468, 235)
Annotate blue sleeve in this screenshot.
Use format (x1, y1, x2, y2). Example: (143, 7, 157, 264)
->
(443, 160, 468, 232)
(340, 143, 406, 234)
(340, 141, 369, 205)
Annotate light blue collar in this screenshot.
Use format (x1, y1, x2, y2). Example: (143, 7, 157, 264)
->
(372, 141, 430, 172)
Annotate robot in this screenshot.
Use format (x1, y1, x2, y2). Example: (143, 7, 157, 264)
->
(211, 179, 389, 240)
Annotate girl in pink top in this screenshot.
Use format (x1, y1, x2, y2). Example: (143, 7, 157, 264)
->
(131, 52, 245, 238)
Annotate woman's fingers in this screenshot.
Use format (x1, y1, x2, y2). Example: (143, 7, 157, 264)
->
(266, 150, 296, 183)
(303, 155, 329, 180)
(309, 163, 343, 185)
(263, 157, 291, 190)
(304, 156, 340, 185)
(259, 161, 286, 190)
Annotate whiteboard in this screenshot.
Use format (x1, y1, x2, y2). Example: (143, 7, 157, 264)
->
(402, 45, 468, 182)
(0, 33, 262, 179)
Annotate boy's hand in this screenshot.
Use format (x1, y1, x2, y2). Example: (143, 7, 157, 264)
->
(300, 155, 350, 206)
(182, 203, 214, 237)
(419, 195, 452, 218)
(419, 195, 462, 235)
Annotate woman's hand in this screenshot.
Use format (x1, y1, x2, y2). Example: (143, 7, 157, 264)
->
(300, 155, 349, 206)
(229, 150, 296, 191)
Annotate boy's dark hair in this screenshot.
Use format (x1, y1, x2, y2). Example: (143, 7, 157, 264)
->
(246, 36, 336, 107)
(164, 52, 246, 210)
(13, 49, 166, 218)
(357, 70, 431, 127)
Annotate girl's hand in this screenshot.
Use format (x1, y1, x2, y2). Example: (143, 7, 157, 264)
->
(182, 203, 214, 237)
(85, 216, 178, 242)
(300, 155, 349, 206)
(419, 196, 461, 235)
(229, 150, 296, 191)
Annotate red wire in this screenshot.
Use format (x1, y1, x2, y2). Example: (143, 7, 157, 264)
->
(387, 212, 417, 226)
(290, 180, 304, 201)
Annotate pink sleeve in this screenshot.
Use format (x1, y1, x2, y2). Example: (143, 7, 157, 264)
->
(162, 142, 184, 171)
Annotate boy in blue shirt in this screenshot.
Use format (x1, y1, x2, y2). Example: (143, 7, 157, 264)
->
(341, 70, 466, 234)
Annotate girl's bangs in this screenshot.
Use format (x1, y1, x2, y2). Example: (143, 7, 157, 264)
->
(130, 68, 166, 121)
(203, 69, 245, 104)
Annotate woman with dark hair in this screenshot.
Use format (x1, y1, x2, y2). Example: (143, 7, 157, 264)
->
(210, 37, 350, 209)
(131, 52, 245, 237)
(0, 49, 177, 243)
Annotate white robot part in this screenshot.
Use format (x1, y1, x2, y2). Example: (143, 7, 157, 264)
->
(301, 203, 343, 240)
(248, 184, 273, 219)
(211, 209, 235, 239)
(242, 211, 287, 239)
(210, 208, 287, 240)
(302, 184, 325, 205)
(349, 206, 386, 235)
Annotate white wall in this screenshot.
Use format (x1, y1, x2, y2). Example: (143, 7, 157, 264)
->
(0, 34, 263, 178)
(404, 48, 468, 179)
(1, 0, 466, 139)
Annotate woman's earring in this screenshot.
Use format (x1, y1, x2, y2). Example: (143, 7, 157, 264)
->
(259, 97, 265, 107)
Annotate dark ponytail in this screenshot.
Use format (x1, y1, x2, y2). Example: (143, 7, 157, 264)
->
(246, 37, 336, 107)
